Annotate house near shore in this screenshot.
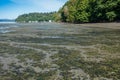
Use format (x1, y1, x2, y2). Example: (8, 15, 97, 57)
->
(27, 20, 52, 23)
(28, 21, 38, 23)
(49, 20, 52, 22)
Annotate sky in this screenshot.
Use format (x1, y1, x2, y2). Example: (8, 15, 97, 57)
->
(0, 0, 68, 19)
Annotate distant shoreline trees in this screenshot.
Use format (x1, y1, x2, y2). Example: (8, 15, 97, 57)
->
(15, 12, 56, 23)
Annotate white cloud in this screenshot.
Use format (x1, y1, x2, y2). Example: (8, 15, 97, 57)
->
(10, 0, 66, 11)
(33, 0, 64, 11)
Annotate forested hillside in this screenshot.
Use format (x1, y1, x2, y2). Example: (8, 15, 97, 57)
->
(16, 0, 120, 23)
(55, 0, 120, 23)
(15, 12, 55, 22)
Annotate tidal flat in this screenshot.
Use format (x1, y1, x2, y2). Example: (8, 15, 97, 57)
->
(0, 22, 120, 80)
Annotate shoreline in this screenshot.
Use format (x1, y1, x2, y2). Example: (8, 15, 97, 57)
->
(0, 22, 120, 34)
(53, 22, 120, 29)
(21, 22, 120, 29)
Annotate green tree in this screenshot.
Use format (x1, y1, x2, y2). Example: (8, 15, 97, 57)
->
(17, 0, 120, 23)
(106, 11, 116, 21)
(16, 12, 56, 23)
(75, 0, 89, 23)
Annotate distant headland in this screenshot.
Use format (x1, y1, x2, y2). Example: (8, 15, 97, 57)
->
(0, 19, 15, 22)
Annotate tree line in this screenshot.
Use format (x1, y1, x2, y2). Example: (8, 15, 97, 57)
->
(15, 12, 55, 22)
(55, 0, 120, 23)
(16, 0, 120, 23)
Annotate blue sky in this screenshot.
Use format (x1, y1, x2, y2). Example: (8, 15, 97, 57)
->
(0, 0, 68, 19)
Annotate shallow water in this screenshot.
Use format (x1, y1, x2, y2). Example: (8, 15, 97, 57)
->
(8, 23, 120, 46)
(0, 22, 18, 33)
(0, 22, 120, 80)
